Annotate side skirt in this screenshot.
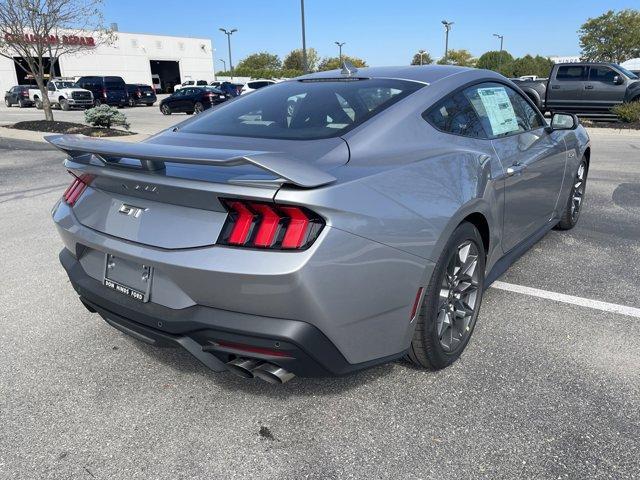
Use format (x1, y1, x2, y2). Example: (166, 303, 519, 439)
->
(485, 219, 557, 288)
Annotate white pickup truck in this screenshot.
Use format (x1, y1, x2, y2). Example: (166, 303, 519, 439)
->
(30, 78, 94, 110)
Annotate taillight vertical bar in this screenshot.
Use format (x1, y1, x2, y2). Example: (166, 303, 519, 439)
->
(280, 206, 310, 249)
(250, 203, 282, 248)
(227, 201, 255, 245)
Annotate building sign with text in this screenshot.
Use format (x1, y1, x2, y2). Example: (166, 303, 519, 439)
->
(4, 33, 95, 47)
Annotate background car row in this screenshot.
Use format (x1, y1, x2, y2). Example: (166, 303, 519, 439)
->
(5, 76, 277, 112)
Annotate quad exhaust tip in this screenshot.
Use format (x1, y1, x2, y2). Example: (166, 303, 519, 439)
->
(225, 358, 295, 384)
(252, 362, 296, 384)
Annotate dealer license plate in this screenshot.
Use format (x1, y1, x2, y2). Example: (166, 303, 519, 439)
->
(103, 253, 153, 302)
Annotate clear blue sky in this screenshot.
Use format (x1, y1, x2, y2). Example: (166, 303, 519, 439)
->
(103, 1, 636, 66)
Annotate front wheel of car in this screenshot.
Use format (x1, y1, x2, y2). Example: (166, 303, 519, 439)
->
(4, 98, 10, 107)
(556, 158, 588, 230)
(407, 222, 486, 370)
(160, 104, 171, 115)
(60, 99, 70, 111)
(128, 98, 136, 107)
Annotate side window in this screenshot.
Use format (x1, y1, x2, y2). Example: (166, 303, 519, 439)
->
(423, 90, 488, 139)
(556, 66, 588, 81)
(504, 88, 545, 130)
(589, 66, 617, 83)
(424, 82, 544, 138)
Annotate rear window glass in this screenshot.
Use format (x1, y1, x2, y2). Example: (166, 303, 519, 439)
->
(180, 78, 423, 140)
(140, 85, 153, 92)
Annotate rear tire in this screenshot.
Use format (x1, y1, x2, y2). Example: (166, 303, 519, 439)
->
(35, 97, 42, 109)
(407, 222, 486, 370)
(18, 99, 28, 108)
(128, 97, 136, 107)
(556, 158, 588, 230)
(194, 102, 204, 114)
(94, 99, 102, 107)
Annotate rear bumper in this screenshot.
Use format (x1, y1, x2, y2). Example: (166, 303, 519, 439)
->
(60, 248, 404, 377)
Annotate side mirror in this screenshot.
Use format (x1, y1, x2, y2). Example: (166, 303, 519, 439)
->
(548, 112, 579, 131)
(613, 75, 624, 85)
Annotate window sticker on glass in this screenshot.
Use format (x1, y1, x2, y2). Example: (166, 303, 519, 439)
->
(476, 87, 518, 136)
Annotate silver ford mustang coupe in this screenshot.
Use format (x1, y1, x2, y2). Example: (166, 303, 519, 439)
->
(48, 65, 590, 384)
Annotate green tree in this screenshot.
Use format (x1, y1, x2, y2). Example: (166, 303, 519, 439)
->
(476, 50, 514, 74)
(579, 9, 640, 63)
(318, 55, 368, 71)
(236, 52, 282, 71)
(506, 55, 554, 78)
(437, 49, 476, 67)
(411, 50, 434, 65)
(283, 48, 319, 71)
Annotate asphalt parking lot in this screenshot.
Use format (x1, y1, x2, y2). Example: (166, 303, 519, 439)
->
(1, 130, 639, 479)
(0, 95, 180, 135)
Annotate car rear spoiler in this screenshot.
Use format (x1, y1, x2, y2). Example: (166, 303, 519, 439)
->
(44, 134, 337, 188)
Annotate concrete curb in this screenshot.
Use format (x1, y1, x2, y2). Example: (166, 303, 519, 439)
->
(0, 126, 150, 143)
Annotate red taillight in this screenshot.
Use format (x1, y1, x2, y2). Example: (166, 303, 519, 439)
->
(218, 199, 324, 250)
(63, 173, 94, 206)
(22, 90, 29, 97)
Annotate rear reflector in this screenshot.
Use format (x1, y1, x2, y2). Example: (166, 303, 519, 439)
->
(410, 287, 425, 320)
(63, 173, 94, 206)
(214, 340, 292, 358)
(218, 199, 324, 250)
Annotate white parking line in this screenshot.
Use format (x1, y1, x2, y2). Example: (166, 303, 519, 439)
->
(491, 281, 640, 319)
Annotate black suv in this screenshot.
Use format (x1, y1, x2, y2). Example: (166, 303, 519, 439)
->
(4, 85, 34, 108)
(76, 76, 128, 107)
(159, 86, 229, 115)
(126, 84, 157, 107)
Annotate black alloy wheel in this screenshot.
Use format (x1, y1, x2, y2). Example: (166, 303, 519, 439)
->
(407, 222, 485, 370)
(556, 158, 588, 230)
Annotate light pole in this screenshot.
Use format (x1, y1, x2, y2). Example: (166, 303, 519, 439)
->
(219, 28, 237, 78)
(493, 33, 504, 70)
(219, 59, 226, 72)
(493, 33, 504, 52)
(417, 50, 427, 66)
(300, 0, 308, 73)
(441, 20, 454, 63)
(335, 41, 345, 64)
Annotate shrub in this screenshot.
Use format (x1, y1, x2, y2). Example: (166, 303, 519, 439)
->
(84, 105, 130, 130)
(611, 101, 640, 123)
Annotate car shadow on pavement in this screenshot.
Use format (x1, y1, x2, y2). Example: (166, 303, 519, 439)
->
(126, 336, 397, 397)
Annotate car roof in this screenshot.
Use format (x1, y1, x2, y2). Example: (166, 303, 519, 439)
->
(297, 65, 473, 84)
(557, 62, 619, 67)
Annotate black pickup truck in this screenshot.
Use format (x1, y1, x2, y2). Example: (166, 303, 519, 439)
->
(513, 62, 640, 116)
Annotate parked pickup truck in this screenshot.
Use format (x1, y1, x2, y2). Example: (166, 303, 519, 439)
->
(30, 78, 94, 110)
(513, 62, 640, 116)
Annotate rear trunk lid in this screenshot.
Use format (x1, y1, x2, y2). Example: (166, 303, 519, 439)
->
(47, 132, 347, 249)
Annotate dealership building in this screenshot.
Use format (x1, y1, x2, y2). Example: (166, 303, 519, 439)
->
(0, 29, 215, 94)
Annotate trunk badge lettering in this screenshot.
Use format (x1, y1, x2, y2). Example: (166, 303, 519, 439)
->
(118, 204, 147, 218)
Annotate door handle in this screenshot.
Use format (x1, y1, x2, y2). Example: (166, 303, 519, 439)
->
(584, 85, 594, 90)
(506, 163, 526, 177)
(551, 85, 560, 89)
